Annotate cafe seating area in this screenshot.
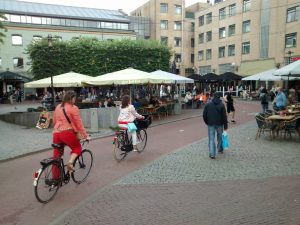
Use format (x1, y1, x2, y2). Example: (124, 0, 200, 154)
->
(255, 103, 300, 140)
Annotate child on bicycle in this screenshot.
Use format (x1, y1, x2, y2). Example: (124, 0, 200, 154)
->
(118, 95, 144, 150)
(52, 91, 90, 178)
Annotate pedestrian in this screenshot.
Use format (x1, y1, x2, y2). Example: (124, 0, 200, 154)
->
(259, 88, 268, 113)
(203, 92, 228, 159)
(52, 91, 90, 180)
(224, 91, 236, 122)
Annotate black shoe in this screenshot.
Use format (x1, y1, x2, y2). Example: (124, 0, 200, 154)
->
(209, 155, 215, 159)
(218, 151, 224, 154)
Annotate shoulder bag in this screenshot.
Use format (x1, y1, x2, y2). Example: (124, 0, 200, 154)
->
(62, 107, 84, 140)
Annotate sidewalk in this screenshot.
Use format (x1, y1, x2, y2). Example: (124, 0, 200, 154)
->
(50, 119, 300, 225)
(0, 102, 202, 161)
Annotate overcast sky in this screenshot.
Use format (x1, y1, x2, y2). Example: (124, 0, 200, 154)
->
(20, 0, 208, 14)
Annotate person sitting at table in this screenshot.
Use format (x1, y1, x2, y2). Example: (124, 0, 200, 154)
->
(149, 96, 161, 107)
(184, 91, 193, 107)
(106, 97, 116, 107)
(133, 98, 142, 110)
(273, 87, 287, 111)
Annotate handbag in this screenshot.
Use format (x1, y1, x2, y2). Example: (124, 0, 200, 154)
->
(62, 107, 84, 140)
(222, 131, 229, 150)
(127, 122, 137, 133)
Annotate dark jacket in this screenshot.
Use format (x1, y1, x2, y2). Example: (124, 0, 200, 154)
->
(203, 98, 228, 129)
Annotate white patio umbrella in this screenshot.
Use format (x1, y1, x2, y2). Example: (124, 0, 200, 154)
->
(24, 71, 93, 88)
(242, 68, 296, 81)
(273, 60, 300, 77)
(83, 68, 174, 85)
(150, 70, 194, 84)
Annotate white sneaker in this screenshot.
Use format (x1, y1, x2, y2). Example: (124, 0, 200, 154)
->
(133, 145, 138, 151)
(36, 125, 42, 129)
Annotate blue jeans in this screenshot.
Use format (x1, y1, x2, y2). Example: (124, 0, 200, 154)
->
(208, 125, 223, 157)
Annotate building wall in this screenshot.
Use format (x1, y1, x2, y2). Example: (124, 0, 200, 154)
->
(132, 0, 197, 76)
(193, 0, 300, 76)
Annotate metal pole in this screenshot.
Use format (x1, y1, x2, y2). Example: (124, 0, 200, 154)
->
(48, 34, 55, 109)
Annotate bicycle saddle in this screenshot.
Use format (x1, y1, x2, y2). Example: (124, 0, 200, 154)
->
(51, 143, 64, 149)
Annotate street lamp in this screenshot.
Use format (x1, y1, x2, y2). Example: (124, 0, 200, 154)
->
(47, 34, 55, 109)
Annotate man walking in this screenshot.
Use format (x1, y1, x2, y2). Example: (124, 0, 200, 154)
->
(203, 92, 228, 159)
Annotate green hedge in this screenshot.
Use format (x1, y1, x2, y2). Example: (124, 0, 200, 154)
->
(26, 38, 172, 80)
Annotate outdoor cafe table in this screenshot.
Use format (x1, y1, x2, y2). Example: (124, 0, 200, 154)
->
(267, 114, 296, 137)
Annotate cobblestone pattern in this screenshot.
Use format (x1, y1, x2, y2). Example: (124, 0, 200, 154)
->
(50, 120, 300, 225)
(51, 176, 300, 225)
(115, 121, 300, 184)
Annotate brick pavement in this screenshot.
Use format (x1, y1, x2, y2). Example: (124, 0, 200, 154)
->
(0, 101, 202, 161)
(50, 121, 300, 225)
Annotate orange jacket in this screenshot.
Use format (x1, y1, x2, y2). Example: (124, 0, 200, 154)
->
(53, 103, 88, 139)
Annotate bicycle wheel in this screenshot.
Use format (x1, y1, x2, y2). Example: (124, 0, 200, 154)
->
(72, 149, 93, 184)
(34, 161, 62, 203)
(136, 129, 147, 152)
(113, 135, 126, 162)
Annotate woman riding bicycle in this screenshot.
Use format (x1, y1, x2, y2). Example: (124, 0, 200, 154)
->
(118, 95, 144, 150)
(52, 91, 90, 178)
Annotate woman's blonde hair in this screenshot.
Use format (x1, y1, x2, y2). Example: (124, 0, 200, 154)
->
(62, 91, 76, 107)
(121, 95, 130, 108)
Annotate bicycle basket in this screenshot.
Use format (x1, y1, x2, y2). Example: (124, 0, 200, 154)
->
(135, 114, 152, 129)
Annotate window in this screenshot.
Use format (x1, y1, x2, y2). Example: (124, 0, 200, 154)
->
(287, 6, 299, 23)
(219, 47, 225, 58)
(10, 15, 21, 23)
(175, 5, 182, 14)
(242, 20, 251, 33)
(31, 16, 42, 24)
(160, 3, 168, 13)
(175, 54, 181, 63)
(206, 13, 212, 24)
(32, 35, 42, 42)
(206, 31, 212, 42)
(228, 24, 236, 36)
(229, 4, 236, 16)
(13, 57, 24, 68)
(174, 37, 182, 47)
(161, 36, 168, 45)
(160, 20, 168, 30)
(228, 44, 235, 56)
(206, 49, 212, 60)
(191, 22, 195, 32)
(219, 27, 226, 39)
(243, 0, 251, 12)
(242, 41, 250, 54)
(198, 15, 204, 26)
(198, 51, 204, 61)
(191, 38, 195, 48)
(285, 33, 297, 48)
(219, 8, 226, 20)
(198, 33, 204, 44)
(191, 54, 194, 63)
(11, 35, 22, 45)
(174, 21, 182, 30)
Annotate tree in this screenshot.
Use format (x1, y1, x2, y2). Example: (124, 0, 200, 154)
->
(0, 13, 7, 44)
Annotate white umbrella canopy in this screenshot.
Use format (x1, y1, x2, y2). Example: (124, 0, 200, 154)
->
(273, 60, 300, 77)
(242, 68, 296, 81)
(150, 70, 194, 84)
(83, 68, 174, 85)
(24, 71, 93, 88)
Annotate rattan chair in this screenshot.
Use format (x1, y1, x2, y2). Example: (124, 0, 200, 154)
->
(255, 114, 276, 140)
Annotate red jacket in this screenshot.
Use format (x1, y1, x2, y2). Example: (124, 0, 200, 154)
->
(53, 103, 88, 139)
